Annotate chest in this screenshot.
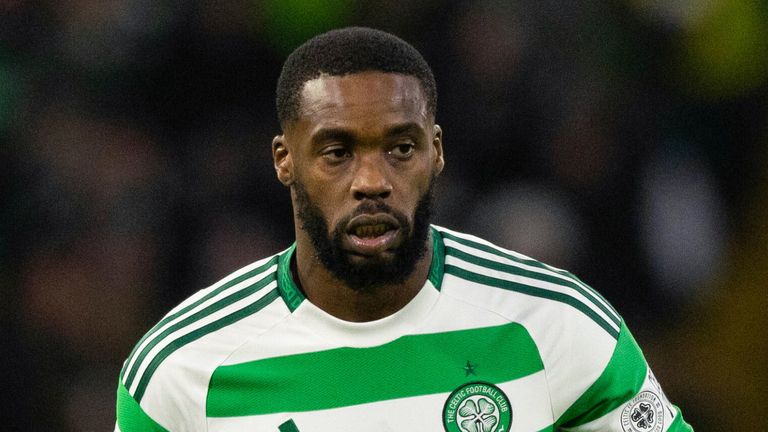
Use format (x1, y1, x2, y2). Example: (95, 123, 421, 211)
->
(202, 322, 555, 431)
(206, 375, 553, 431)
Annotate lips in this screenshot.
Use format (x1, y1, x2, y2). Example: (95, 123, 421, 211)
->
(344, 213, 401, 256)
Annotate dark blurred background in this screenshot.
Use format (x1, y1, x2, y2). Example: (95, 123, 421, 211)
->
(1, 0, 766, 430)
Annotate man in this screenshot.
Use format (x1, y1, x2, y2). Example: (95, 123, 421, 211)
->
(116, 27, 693, 431)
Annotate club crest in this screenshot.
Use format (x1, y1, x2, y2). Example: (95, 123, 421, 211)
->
(443, 382, 512, 432)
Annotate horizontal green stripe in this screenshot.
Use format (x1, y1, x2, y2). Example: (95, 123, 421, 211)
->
(445, 246, 620, 328)
(207, 322, 543, 417)
(121, 256, 279, 383)
(440, 230, 619, 320)
(556, 320, 645, 428)
(125, 271, 278, 392)
(116, 381, 169, 432)
(133, 288, 281, 402)
(445, 264, 619, 339)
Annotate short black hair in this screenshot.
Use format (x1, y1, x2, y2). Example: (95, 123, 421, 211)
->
(276, 27, 437, 127)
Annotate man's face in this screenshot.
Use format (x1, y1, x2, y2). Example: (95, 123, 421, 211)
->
(274, 72, 444, 290)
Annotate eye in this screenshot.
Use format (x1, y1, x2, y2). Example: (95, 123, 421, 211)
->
(389, 143, 415, 159)
(321, 146, 352, 162)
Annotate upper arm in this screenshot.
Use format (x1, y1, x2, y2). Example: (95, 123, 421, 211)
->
(555, 321, 693, 431)
(116, 379, 170, 432)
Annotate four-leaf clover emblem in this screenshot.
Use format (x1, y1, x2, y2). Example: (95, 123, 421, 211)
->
(631, 402, 655, 429)
(458, 397, 498, 432)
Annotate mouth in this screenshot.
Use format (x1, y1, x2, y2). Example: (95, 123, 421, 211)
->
(344, 214, 401, 256)
(352, 223, 391, 238)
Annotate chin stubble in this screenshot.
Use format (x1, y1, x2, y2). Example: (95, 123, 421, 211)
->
(294, 180, 434, 291)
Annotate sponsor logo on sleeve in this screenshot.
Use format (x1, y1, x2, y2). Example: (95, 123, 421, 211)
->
(621, 391, 664, 432)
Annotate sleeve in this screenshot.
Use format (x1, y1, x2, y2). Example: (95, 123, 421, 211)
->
(115, 379, 170, 432)
(554, 320, 693, 431)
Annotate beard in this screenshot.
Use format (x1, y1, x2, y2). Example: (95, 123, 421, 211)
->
(294, 179, 434, 292)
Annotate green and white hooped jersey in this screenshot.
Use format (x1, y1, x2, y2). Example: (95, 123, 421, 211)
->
(116, 226, 693, 432)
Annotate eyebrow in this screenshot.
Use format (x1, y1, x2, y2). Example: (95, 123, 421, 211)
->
(310, 122, 426, 146)
(310, 127, 356, 145)
(384, 122, 424, 138)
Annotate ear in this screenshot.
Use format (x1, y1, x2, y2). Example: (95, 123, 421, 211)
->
(272, 135, 294, 186)
(432, 124, 445, 175)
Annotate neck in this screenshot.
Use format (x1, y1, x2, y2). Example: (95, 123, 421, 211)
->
(292, 231, 433, 322)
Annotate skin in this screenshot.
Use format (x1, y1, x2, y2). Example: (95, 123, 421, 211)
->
(272, 71, 445, 322)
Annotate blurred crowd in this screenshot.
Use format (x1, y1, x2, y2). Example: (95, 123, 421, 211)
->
(1, 0, 766, 430)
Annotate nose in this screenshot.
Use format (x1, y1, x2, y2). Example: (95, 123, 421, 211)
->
(350, 154, 392, 200)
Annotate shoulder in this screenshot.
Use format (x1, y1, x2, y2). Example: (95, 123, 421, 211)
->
(433, 226, 626, 413)
(434, 225, 621, 338)
(117, 252, 291, 429)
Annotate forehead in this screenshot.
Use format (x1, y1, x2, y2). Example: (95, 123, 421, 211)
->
(295, 72, 430, 130)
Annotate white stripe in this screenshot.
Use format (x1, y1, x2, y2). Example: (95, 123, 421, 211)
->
(443, 235, 620, 324)
(122, 260, 278, 383)
(445, 255, 621, 335)
(165, 254, 280, 317)
(125, 275, 278, 394)
(435, 225, 548, 263)
(436, 225, 619, 322)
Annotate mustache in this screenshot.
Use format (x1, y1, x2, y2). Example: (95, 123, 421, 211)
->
(350, 200, 394, 217)
(337, 199, 409, 231)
